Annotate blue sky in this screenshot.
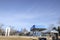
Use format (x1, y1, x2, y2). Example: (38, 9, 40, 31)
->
(0, 0, 60, 31)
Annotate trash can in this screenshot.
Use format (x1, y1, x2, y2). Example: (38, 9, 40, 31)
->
(39, 38, 47, 40)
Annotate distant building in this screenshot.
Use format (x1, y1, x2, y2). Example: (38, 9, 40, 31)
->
(30, 25, 46, 36)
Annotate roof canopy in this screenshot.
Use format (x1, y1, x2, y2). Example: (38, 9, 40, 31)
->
(51, 30, 58, 33)
(31, 28, 46, 31)
(30, 25, 46, 31)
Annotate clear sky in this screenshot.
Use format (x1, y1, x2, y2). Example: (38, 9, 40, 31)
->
(0, 0, 60, 31)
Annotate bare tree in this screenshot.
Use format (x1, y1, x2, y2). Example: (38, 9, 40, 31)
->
(21, 28, 28, 36)
(0, 23, 4, 35)
(58, 26, 60, 36)
(57, 18, 60, 26)
(48, 24, 55, 32)
(9, 26, 17, 35)
(0, 23, 4, 28)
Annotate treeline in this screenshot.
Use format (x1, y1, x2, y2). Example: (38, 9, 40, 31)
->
(0, 23, 30, 36)
(0, 23, 60, 36)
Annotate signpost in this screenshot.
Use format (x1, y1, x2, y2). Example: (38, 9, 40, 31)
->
(5, 27, 10, 36)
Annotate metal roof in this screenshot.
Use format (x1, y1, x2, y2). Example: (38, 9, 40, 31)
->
(31, 25, 47, 28)
(51, 30, 58, 33)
